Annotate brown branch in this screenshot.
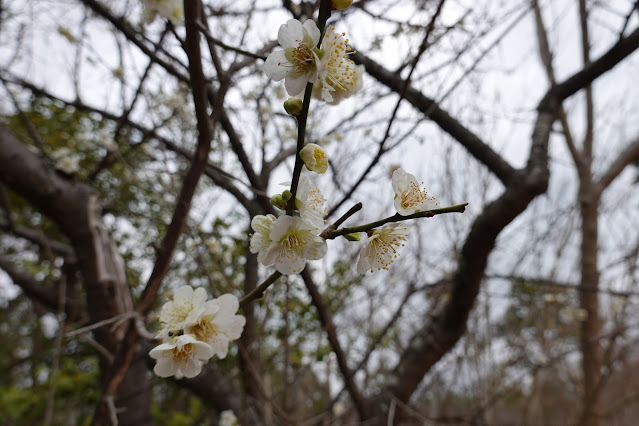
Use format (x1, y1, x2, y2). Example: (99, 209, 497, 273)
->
(326, 0, 447, 218)
(300, 268, 369, 419)
(354, 51, 519, 186)
(0, 252, 59, 310)
(79, 0, 189, 83)
(595, 134, 639, 195)
(370, 21, 639, 419)
(91, 1, 224, 423)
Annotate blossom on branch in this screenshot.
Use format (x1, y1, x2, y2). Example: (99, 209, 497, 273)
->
(52, 148, 81, 174)
(297, 175, 328, 232)
(300, 143, 328, 174)
(186, 294, 246, 359)
(357, 223, 409, 273)
(150, 286, 246, 379)
(262, 215, 327, 275)
(392, 168, 439, 216)
(264, 19, 321, 96)
(149, 334, 214, 379)
(141, 0, 183, 25)
(314, 26, 364, 104)
(249, 214, 277, 263)
(159, 285, 208, 337)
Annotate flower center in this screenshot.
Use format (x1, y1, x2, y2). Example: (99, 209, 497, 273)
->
(192, 319, 219, 342)
(286, 44, 316, 74)
(162, 299, 194, 328)
(281, 229, 309, 251)
(170, 342, 194, 363)
(370, 229, 407, 270)
(323, 28, 356, 91)
(401, 181, 433, 209)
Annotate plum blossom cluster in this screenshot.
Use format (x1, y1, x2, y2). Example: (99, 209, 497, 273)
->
(149, 286, 245, 379)
(259, 12, 442, 277)
(250, 175, 328, 275)
(356, 168, 439, 273)
(264, 19, 363, 104)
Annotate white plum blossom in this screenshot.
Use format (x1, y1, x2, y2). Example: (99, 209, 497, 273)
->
(264, 19, 321, 96)
(159, 285, 208, 337)
(52, 148, 81, 174)
(262, 215, 327, 275)
(219, 410, 239, 426)
(314, 26, 363, 103)
(149, 334, 214, 379)
(392, 168, 439, 216)
(150, 286, 246, 379)
(296, 175, 327, 232)
(357, 223, 409, 273)
(249, 214, 277, 263)
(141, 0, 183, 25)
(300, 143, 328, 174)
(185, 294, 246, 359)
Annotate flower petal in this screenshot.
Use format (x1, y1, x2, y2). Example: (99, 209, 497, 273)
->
(278, 19, 304, 48)
(285, 73, 309, 97)
(303, 19, 321, 46)
(264, 50, 289, 81)
(154, 358, 179, 378)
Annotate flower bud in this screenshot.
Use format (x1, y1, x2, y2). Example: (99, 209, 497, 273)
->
(283, 97, 303, 116)
(343, 232, 361, 242)
(271, 194, 287, 210)
(332, 0, 353, 10)
(299, 143, 328, 174)
(281, 190, 293, 202)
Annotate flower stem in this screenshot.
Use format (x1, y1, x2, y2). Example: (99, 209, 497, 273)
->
(325, 203, 469, 239)
(285, 0, 333, 216)
(239, 271, 283, 308)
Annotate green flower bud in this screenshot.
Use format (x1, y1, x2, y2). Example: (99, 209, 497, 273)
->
(283, 97, 303, 116)
(281, 190, 293, 202)
(271, 194, 287, 209)
(343, 232, 361, 241)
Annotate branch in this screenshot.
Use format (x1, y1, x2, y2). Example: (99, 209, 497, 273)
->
(301, 268, 369, 419)
(323, 203, 467, 239)
(0, 252, 58, 309)
(595, 134, 639, 195)
(92, 1, 225, 422)
(354, 52, 519, 186)
(373, 21, 639, 417)
(79, 0, 189, 83)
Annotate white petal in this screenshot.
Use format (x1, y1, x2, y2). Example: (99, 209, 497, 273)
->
(394, 197, 412, 216)
(214, 294, 240, 315)
(391, 168, 410, 194)
(149, 342, 174, 359)
(356, 247, 372, 274)
(192, 287, 208, 307)
(154, 358, 178, 377)
(181, 359, 204, 378)
(278, 19, 304, 48)
(192, 340, 215, 360)
(303, 20, 321, 46)
(215, 315, 246, 341)
(304, 237, 327, 261)
(173, 285, 194, 302)
(251, 214, 275, 233)
(264, 50, 290, 81)
(285, 74, 309, 97)
(261, 243, 281, 266)
(269, 215, 296, 241)
(275, 251, 306, 275)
